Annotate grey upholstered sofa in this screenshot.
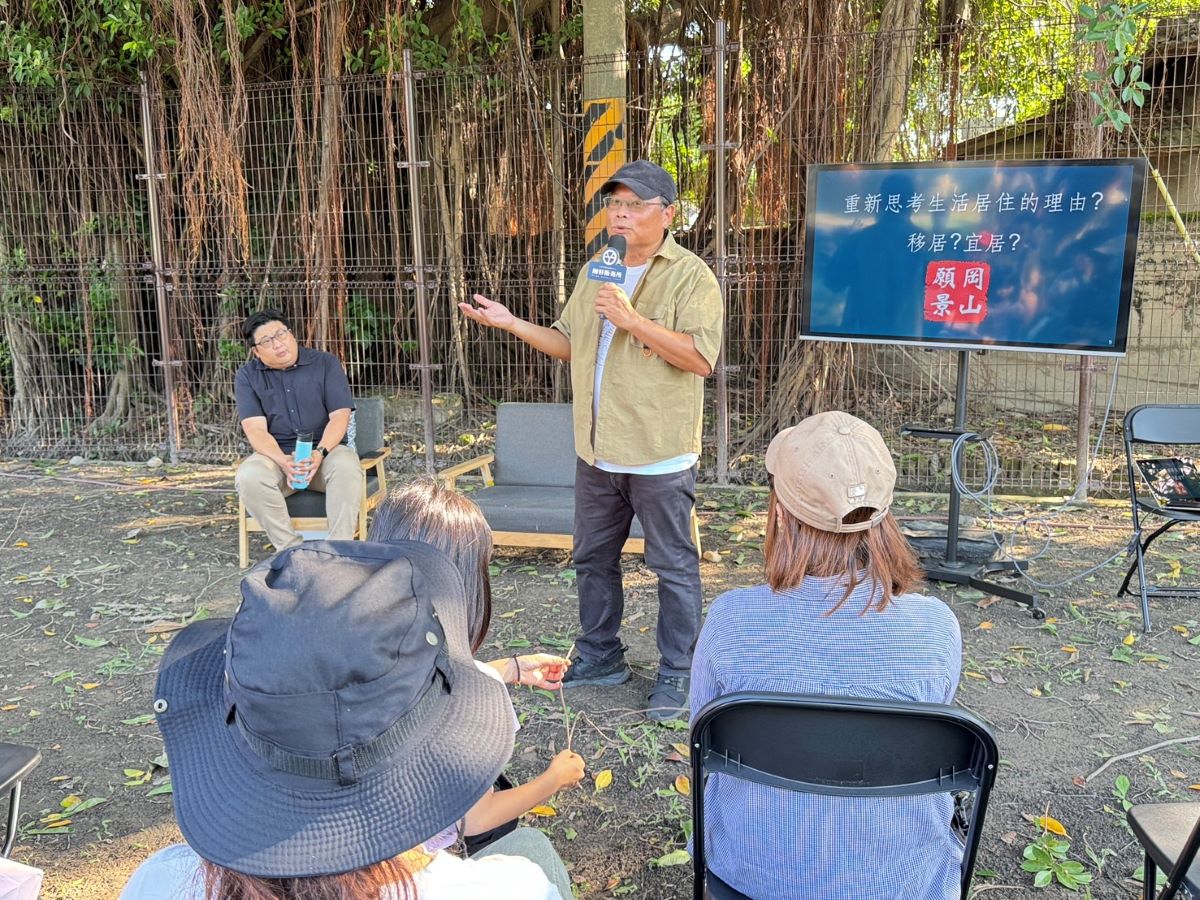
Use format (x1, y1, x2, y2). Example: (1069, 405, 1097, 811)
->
(439, 402, 701, 556)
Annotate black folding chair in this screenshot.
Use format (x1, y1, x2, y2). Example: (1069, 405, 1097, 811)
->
(689, 692, 998, 900)
(1128, 803, 1200, 900)
(0, 742, 41, 857)
(1118, 404, 1200, 632)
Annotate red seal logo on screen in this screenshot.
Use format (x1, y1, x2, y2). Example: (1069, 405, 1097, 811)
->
(924, 261, 991, 324)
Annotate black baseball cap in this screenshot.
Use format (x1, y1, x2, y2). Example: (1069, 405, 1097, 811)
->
(601, 160, 677, 204)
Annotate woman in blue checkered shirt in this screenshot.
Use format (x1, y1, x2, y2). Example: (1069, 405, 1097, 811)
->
(690, 412, 964, 900)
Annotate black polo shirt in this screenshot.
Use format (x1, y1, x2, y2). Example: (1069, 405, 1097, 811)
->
(234, 347, 354, 453)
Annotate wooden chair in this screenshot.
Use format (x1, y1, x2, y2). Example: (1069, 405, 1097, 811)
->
(439, 402, 700, 556)
(238, 397, 390, 568)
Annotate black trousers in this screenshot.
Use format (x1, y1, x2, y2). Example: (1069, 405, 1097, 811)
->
(572, 458, 701, 674)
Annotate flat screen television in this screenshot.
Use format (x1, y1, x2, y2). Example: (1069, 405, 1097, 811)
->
(801, 159, 1147, 356)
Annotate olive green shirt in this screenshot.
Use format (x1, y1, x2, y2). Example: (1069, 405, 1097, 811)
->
(551, 232, 723, 466)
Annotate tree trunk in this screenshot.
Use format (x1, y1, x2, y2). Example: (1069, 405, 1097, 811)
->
(4, 313, 56, 440)
(859, 0, 923, 163)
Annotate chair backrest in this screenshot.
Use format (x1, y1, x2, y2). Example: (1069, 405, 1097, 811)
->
(689, 692, 999, 900)
(1125, 405, 1200, 448)
(494, 402, 576, 488)
(1160, 806, 1200, 900)
(350, 396, 386, 455)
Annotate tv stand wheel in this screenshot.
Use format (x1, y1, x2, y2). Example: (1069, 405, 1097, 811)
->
(1030, 607, 1046, 621)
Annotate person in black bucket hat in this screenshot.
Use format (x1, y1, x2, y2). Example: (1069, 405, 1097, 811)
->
(119, 540, 573, 900)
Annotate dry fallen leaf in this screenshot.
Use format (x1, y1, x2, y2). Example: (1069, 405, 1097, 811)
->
(672, 742, 689, 757)
(1123, 633, 1136, 646)
(674, 775, 691, 796)
(594, 769, 613, 792)
(978, 621, 993, 630)
(528, 805, 557, 816)
(144, 621, 186, 635)
(1035, 815, 1068, 837)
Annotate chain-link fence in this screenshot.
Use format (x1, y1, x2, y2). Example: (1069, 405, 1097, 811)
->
(2, 12, 1198, 494)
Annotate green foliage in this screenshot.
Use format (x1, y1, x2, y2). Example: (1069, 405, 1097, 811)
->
(213, 1, 286, 64)
(1078, 1, 1153, 132)
(1021, 830, 1094, 891)
(0, 0, 573, 86)
(0, 240, 140, 379)
(218, 339, 247, 369)
(344, 294, 387, 345)
(343, 294, 395, 380)
(0, 0, 169, 88)
(534, 14, 583, 54)
(648, 46, 708, 222)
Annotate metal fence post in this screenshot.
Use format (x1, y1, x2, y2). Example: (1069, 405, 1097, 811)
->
(708, 19, 735, 485)
(400, 50, 439, 476)
(138, 73, 181, 464)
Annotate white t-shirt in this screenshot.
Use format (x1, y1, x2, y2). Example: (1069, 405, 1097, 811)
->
(119, 843, 562, 900)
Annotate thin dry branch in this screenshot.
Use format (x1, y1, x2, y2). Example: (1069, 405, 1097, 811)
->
(1085, 733, 1200, 782)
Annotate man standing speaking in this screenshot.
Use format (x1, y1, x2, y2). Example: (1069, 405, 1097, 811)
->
(460, 161, 723, 721)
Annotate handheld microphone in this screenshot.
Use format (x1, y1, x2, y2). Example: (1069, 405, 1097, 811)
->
(587, 234, 628, 285)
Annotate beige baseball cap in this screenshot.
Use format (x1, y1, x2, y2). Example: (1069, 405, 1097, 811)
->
(765, 411, 896, 533)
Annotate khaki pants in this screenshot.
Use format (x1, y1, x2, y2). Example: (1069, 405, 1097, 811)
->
(236, 445, 364, 552)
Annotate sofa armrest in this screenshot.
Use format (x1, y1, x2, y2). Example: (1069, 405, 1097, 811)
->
(439, 453, 495, 490)
(358, 447, 391, 470)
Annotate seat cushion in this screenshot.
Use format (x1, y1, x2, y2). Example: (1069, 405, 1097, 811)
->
(1128, 802, 1200, 892)
(470, 485, 644, 539)
(280, 474, 380, 519)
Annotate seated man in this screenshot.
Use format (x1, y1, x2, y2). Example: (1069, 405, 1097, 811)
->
(690, 411, 963, 900)
(234, 309, 363, 554)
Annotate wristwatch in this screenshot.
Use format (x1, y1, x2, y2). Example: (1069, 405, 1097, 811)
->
(314, 445, 329, 459)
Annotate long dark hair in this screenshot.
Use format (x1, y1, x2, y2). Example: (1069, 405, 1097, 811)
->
(367, 478, 493, 653)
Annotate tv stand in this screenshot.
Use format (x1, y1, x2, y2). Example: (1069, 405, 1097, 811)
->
(902, 350, 1043, 619)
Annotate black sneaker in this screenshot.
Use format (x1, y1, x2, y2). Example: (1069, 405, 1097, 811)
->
(561, 654, 631, 687)
(646, 673, 690, 723)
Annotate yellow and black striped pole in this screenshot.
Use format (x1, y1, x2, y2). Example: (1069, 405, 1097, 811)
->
(583, 98, 625, 258)
(582, 0, 626, 258)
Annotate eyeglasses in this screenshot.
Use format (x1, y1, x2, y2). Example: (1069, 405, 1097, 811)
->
(254, 327, 292, 348)
(602, 196, 669, 213)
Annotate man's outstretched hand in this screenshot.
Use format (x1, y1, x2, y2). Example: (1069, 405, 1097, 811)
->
(459, 293, 516, 331)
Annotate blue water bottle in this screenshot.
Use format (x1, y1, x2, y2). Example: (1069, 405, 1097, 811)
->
(291, 431, 314, 489)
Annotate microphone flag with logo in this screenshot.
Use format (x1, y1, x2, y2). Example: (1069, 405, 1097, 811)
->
(587, 234, 627, 284)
